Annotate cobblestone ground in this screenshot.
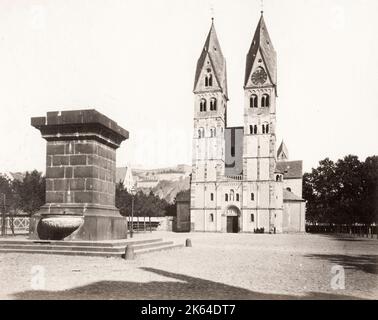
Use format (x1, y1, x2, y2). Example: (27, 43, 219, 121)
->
(0, 232, 377, 300)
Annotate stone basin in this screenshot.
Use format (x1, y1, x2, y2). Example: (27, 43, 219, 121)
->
(37, 216, 84, 240)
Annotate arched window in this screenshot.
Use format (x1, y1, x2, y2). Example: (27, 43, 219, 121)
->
(236, 193, 240, 201)
(200, 99, 207, 112)
(210, 127, 216, 137)
(276, 175, 280, 182)
(210, 213, 214, 222)
(205, 77, 209, 87)
(210, 98, 217, 111)
(261, 94, 270, 107)
(250, 94, 258, 108)
(251, 214, 255, 222)
(251, 193, 255, 201)
(198, 127, 204, 139)
(250, 125, 253, 135)
(208, 74, 213, 86)
(225, 194, 228, 202)
(262, 125, 265, 134)
(210, 193, 214, 201)
(286, 187, 292, 192)
(254, 125, 258, 134)
(262, 123, 269, 134)
(230, 189, 235, 201)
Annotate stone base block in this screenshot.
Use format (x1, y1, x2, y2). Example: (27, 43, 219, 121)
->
(30, 204, 128, 241)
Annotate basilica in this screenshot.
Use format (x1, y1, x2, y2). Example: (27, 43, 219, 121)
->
(190, 13, 306, 233)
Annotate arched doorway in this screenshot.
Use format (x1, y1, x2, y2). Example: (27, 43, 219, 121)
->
(225, 205, 241, 233)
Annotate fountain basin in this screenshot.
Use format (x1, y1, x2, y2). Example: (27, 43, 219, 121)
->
(37, 215, 84, 240)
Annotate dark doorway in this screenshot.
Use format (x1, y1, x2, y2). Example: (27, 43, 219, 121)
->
(227, 216, 238, 233)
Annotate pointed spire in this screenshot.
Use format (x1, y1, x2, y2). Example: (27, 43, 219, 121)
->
(245, 13, 277, 88)
(194, 20, 228, 98)
(277, 140, 289, 160)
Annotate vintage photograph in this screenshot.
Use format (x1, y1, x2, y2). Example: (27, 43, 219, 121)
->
(0, 0, 377, 303)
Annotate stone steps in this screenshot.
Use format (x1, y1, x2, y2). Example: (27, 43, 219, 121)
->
(0, 238, 161, 247)
(0, 238, 183, 258)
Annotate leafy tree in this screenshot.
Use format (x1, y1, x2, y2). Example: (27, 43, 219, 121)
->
(0, 175, 14, 213)
(115, 183, 170, 217)
(12, 170, 45, 215)
(303, 155, 378, 225)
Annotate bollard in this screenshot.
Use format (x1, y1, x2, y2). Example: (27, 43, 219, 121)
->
(124, 245, 135, 260)
(185, 238, 192, 247)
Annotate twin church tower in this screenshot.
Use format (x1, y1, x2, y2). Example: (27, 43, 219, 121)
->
(190, 13, 306, 233)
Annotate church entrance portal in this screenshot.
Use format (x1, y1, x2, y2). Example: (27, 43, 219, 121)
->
(225, 205, 240, 233)
(227, 216, 238, 233)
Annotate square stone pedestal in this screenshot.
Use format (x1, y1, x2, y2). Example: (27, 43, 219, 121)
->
(30, 109, 129, 241)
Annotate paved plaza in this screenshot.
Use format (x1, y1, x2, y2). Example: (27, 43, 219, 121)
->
(0, 232, 377, 300)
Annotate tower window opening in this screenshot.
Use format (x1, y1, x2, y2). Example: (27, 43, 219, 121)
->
(231, 146, 235, 157)
(198, 127, 204, 139)
(250, 125, 253, 135)
(210, 98, 217, 111)
(286, 187, 292, 192)
(251, 193, 255, 201)
(210, 127, 216, 138)
(200, 99, 207, 112)
(262, 125, 265, 134)
(208, 74, 213, 86)
(210, 193, 214, 201)
(230, 189, 235, 201)
(225, 194, 228, 202)
(210, 213, 214, 222)
(236, 193, 240, 201)
(254, 125, 258, 134)
(262, 94, 270, 107)
(251, 214, 254, 222)
(250, 94, 258, 108)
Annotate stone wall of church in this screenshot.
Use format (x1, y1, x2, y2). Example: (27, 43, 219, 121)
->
(283, 201, 306, 232)
(283, 178, 303, 197)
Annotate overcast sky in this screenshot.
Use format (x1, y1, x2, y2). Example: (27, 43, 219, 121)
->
(0, 0, 377, 173)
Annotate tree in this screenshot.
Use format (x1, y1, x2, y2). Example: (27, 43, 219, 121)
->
(12, 170, 45, 215)
(115, 183, 170, 217)
(0, 175, 14, 213)
(303, 155, 377, 225)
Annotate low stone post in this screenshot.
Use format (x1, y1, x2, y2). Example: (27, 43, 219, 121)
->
(185, 238, 192, 247)
(124, 245, 135, 260)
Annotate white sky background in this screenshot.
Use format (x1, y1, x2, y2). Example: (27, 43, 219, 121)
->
(0, 0, 377, 173)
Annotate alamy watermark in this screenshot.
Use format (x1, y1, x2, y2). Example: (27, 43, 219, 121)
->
(31, 265, 46, 290)
(330, 265, 345, 290)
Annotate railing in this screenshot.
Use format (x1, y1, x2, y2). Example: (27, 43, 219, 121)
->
(306, 224, 378, 239)
(220, 175, 243, 181)
(0, 215, 30, 235)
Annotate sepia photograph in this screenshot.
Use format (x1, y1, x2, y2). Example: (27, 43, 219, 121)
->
(0, 0, 377, 308)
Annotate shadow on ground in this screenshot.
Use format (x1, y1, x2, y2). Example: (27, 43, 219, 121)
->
(305, 253, 378, 275)
(12, 267, 362, 300)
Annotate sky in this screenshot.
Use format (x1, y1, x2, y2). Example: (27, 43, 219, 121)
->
(0, 0, 377, 173)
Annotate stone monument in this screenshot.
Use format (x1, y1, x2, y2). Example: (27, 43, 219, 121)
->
(30, 109, 129, 241)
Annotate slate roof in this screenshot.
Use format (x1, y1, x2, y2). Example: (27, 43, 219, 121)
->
(194, 21, 228, 98)
(245, 13, 277, 87)
(283, 189, 305, 202)
(276, 160, 303, 179)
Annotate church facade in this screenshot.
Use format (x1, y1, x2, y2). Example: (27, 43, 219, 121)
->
(190, 13, 306, 233)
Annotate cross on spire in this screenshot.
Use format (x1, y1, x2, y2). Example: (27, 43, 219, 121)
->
(261, 0, 264, 14)
(210, 3, 215, 21)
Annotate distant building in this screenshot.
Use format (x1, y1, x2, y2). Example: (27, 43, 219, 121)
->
(190, 14, 305, 233)
(115, 166, 134, 191)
